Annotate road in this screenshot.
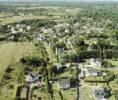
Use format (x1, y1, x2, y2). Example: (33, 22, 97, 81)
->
(78, 64, 95, 100)
(79, 80, 85, 100)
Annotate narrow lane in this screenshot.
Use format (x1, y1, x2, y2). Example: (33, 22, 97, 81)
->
(43, 42, 57, 63)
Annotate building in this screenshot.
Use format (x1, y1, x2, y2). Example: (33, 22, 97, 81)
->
(89, 58, 101, 67)
(87, 67, 98, 76)
(58, 79, 70, 89)
(94, 89, 105, 100)
(103, 87, 111, 98)
(94, 88, 110, 100)
(25, 73, 39, 83)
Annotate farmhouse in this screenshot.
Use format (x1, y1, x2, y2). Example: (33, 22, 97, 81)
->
(58, 78, 70, 89)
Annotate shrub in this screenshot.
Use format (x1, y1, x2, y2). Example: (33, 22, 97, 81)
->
(84, 76, 105, 82)
(5, 66, 13, 73)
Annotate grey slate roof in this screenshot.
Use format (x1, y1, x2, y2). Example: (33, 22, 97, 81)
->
(59, 79, 70, 89)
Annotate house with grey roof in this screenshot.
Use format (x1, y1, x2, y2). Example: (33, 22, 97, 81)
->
(87, 67, 98, 76)
(58, 79, 70, 89)
(94, 89, 105, 100)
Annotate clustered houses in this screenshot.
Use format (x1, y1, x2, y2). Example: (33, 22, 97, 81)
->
(33, 34, 47, 41)
(0, 23, 32, 41)
(10, 24, 31, 33)
(0, 14, 116, 99)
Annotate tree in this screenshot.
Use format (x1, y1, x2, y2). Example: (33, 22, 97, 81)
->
(48, 65, 57, 77)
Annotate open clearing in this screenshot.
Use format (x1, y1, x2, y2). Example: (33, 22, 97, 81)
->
(0, 42, 35, 79)
(0, 15, 49, 25)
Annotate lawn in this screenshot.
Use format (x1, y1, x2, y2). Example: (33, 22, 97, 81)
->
(53, 81, 77, 100)
(0, 15, 48, 25)
(60, 88, 77, 100)
(82, 86, 95, 100)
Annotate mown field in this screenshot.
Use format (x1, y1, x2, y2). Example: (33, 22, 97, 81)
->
(0, 42, 35, 79)
(0, 15, 49, 25)
(0, 42, 36, 100)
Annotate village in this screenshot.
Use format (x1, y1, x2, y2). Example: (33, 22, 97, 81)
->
(0, 1, 118, 100)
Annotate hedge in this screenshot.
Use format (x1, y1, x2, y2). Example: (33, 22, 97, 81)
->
(84, 76, 106, 82)
(78, 50, 118, 59)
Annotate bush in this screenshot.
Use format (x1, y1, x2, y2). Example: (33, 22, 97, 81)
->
(20, 56, 46, 67)
(5, 66, 13, 73)
(84, 76, 105, 82)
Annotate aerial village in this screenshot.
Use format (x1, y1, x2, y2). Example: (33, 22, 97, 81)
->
(0, 1, 118, 100)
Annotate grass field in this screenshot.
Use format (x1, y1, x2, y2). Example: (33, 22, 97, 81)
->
(0, 42, 36, 100)
(0, 42, 35, 79)
(0, 15, 49, 25)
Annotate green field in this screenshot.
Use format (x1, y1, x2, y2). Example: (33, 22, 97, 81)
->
(0, 42, 36, 100)
(0, 42, 35, 79)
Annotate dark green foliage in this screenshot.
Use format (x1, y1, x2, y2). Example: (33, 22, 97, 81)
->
(79, 50, 100, 59)
(20, 56, 45, 67)
(5, 66, 13, 73)
(59, 91, 63, 100)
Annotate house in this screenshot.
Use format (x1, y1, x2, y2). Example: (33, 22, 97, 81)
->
(53, 63, 67, 72)
(25, 72, 40, 83)
(53, 63, 62, 70)
(103, 87, 111, 98)
(65, 29, 69, 34)
(55, 47, 64, 55)
(80, 67, 99, 77)
(89, 58, 101, 67)
(58, 79, 70, 89)
(94, 89, 105, 100)
(87, 67, 98, 76)
(35, 34, 46, 41)
(82, 67, 106, 77)
(94, 88, 110, 100)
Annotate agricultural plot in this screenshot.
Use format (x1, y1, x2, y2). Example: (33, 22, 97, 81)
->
(0, 42, 35, 79)
(0, 42, 36, 100)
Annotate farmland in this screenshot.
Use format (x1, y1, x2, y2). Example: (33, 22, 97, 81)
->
(0, 42, 35, 79)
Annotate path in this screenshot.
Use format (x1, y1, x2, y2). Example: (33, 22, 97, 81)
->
(43, 42, 57, 63)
